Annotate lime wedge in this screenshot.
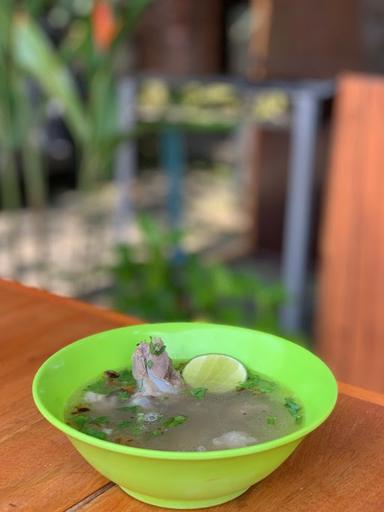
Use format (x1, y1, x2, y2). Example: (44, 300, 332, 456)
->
(182, 354, 247, 393)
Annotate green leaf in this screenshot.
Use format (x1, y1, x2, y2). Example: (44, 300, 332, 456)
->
(190, 387, 207, 400)
(117, 420, 133, 429)
(117, 390, 131, 401)
(111, 0, 152, 49)
(256, 379, 276, 393)
(174, 361, 187, 372)
(12, 14, 89, 142)
(86, 379, 111, 395)
(150, 428, 163, 437)
(82, 427, 107, 440)
(237, 374, 276, 394)
(267, 415, 277, 425)
(117, 419, 144, 436)
(88, 66, 118, 143)
(71, 414, 88, 429)
(91, 416, 109, 426)
(163, 415, 187, 428)
(118, 405, 141, 413)
(116, 369, 136, 386)
(284, 397, 302, 423)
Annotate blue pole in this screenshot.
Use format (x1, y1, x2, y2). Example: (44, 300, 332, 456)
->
(160, 127, 185, 262)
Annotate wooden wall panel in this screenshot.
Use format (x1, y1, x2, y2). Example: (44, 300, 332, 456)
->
(316, 73, 384, 392)
(249, 0, 361, 79)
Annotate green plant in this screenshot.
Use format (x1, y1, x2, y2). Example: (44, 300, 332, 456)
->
(111, 216, 284, 332)
(12, 0, 151, 190)
(0, 2, 48, 212)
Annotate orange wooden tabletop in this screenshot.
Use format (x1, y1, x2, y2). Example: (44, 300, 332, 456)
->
(0, 279, 383, 512)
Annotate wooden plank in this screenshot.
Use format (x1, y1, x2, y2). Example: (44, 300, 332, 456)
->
(249, 0, 361, 79)
(316, 73, 384, 393)
(66, 395, 384, 511)
(338, 382, 384, 407)
(0, 420, 107, 511)
(0, 280, 140, 511)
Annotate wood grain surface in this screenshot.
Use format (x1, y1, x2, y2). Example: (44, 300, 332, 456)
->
(1, 279, 383, 511)
(316, 73, 384, 393)
(0, 279, 138, 511)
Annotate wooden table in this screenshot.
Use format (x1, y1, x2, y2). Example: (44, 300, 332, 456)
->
(1, 279, 383, 511)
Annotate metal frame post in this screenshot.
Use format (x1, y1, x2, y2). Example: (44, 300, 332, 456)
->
(280, 90, 320, 333)
(113, 77, 137, 243)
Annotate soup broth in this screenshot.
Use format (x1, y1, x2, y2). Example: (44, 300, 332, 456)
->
(66, 359, 302, 452)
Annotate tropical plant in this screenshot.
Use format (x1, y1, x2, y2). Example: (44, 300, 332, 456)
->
(11, 0, 151, 190)
(0, 1, 47, 212)
(112, 216, 285, 332)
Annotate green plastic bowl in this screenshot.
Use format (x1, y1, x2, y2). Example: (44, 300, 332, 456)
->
(32, 323, 337, 509)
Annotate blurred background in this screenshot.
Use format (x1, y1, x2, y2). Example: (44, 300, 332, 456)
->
(1, 0, 384, 392)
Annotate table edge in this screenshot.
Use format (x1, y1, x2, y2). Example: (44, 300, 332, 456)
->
(338, 382, 384, 406)
(0, 278, 142, 326)
(3, 279, 383, 408)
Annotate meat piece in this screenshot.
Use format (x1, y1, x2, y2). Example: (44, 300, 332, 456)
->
(83, 391, 118, 411)
(212, 431, 257, 449)
(132, 338, 184, 396)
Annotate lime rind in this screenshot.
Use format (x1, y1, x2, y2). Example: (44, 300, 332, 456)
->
(182, 354, 247, 393)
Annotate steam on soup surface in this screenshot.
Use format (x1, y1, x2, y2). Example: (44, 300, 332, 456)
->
(66, 338, 302, 451)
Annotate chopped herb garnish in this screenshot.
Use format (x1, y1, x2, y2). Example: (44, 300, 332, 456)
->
(71, 414, 109, 429)
(117, 420, 133, 429)
(118, 405, 141, 413)
(147, 359, 154, 369)
(237, 374, 276, 394)
(284, 397, 302, 423)
(256, 379, 276, 393)
(149, 339, 166, 356)
(91, 416, 109, 425)
(71, 415, 88, 428)
(190, 387, 207, 400)
(116, 420, 145, 436)
(116, 369, 136, 386)
(163, 415, 187, 428)
(174, 361, 187, 372)
(129, 424, 145, 436)
(267, 415, 277, 425)
(86, 380, 111, 395)
(149, 415, 188, 437)
(82, 428, 107, 440)
(117, 390, 131, 400)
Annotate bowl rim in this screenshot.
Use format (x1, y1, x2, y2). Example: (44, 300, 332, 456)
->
(32, 322, 338, 461)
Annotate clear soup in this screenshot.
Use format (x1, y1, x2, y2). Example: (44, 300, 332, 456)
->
(66, 363, 302, 452)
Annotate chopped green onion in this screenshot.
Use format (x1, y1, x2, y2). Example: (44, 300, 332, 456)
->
(190, 387, 207, 400)
(284, 397, 303, 422)
(163, 415, 187, 428)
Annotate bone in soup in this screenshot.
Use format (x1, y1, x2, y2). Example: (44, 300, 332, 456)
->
(66, 338, 302, 451)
